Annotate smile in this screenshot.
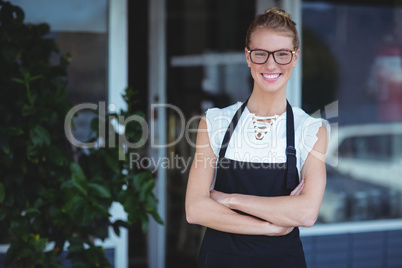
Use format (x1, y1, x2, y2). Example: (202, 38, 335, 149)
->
(261, 73, 281, 80)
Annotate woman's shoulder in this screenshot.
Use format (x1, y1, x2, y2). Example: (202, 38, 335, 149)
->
(206, 102, 243, 119)
(292, 107, 329, 132)
(292, 106, 313, 121)
(204, 102, 243, 157)
(292, 107, 330, 164)
(205, 102, 243, 129)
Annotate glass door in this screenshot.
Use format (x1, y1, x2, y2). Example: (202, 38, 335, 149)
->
(165, 0, 255, 266)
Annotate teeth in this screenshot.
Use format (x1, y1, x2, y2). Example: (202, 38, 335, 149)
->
(263, 74, 280, 79)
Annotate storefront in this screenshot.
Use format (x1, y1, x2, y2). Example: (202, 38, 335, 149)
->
(146, 0, 402, 267)
(6, 0, 402, 267)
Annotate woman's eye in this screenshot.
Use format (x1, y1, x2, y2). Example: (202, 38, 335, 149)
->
(277, 52, 290, 57)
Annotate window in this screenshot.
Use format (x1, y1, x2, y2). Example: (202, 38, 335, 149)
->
(302, 0, 402, 224)
(338, 134, 393, 161)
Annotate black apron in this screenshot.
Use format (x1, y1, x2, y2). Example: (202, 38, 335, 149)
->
(198, 99, 307, 268)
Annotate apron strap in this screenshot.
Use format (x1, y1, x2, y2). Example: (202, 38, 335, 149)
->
(217, 98, 298, 191)
(286, 100, 298, 191)
(218, 98, 249, 159)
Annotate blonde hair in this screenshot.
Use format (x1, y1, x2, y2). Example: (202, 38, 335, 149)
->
(245, 7, 299, 50)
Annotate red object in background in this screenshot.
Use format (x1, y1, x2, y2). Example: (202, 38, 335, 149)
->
(375, 43, 402, 121)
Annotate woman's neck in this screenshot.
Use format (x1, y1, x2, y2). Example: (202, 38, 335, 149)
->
(247, 90, 287, 117)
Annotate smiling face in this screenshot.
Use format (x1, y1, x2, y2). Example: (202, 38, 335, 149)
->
(245, 28, 300, 95)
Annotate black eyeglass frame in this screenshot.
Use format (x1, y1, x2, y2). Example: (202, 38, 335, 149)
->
(247, 49, 296, 65)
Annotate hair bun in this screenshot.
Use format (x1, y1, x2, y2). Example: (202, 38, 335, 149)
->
(265, 7, 291, 19)
(245, 6, 299, 50)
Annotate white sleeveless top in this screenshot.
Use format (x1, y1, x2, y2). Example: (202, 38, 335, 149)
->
(205, 102, 330, 179)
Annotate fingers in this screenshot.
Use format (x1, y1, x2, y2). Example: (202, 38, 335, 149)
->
(290, 180, 305, 196)
(210, 190, 217, 200)
(274, 225, 295, 236)
(286, 227, 295, 235)
(210, 190, 225, 205)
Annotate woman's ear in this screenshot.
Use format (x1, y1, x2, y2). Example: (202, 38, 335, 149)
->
(245, 47, 251, 68)
(292, 48, 301, 68)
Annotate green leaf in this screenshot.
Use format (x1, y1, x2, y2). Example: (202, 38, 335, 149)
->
(6, 127, 24, 136)
(88, 183, 111, 198)
(139, 179, 155, 202)
(26, 144, 38, 161)
(5, 242, 18, 267)
(127, 211, 140, 225)
(112, 220, 130, 236)
(29, 75, 42, 81)
(25, 208, 40, 218)
(68, 238, 84, 252)
(115, 219, 130, 229)
(0, 208, 7, 221)
(47, 146, 67, 166)
(42, 251, 63, 267)
(151, 210, 164, 225)
(18, 247, 33, 259)
(132, 172, 150, 191)
(116, 190, 127, 203)
(82, 205, 95, 224)
(124, 195, 140, 224)
(145, 193, 157, 208)
(21, 104, 35, 116)
(48, 205, 64, 225)
(61, 180, 74, 190)
(140, 214, 149, 233)
(112, 223, 120, 236)
(33, 198, 44, 208)
(70, 163, 87, 196)
(70, 163, 86, 180)
(0, 139, 10, 154)
(0, 183, 5, 203)
(90, 117, 99, 132)
(30, 125, 51, 146)
(11, 77, 24, 84)
(72, 175, 88, 196)
(63, 196, 85, 217)
(70, 261, 87, 268)
(32, 236, 48, 252)
(102, 151, 120, 173)
(91, 203, 110, 217)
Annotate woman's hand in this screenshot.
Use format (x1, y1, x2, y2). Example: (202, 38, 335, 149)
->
(290, 180, 305, 196)
(210, 180, 305, 208)
(210, 189, 230, 207)
(269, 223, 294, 236)
(210, 188, 304, 237)
(265, 181, 304, 236)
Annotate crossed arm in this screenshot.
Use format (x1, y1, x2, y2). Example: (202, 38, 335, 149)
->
(185, 115, 328, 236)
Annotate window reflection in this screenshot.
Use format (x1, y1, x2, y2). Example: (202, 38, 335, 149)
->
(166, 0, 255, 266)
(303, 1, 402, 224)
(338, 134, 393, 161)
(14, 0, 108, 143)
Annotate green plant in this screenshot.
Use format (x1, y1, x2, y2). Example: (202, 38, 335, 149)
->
(0, 1, 162, 267)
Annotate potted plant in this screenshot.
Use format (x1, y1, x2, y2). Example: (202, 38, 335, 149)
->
(0, 1, 162, 267)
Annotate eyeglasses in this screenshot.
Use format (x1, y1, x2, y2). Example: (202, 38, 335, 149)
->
(247, 49, 295, 65)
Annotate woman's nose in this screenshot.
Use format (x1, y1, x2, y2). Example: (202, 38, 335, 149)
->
(265, 53, 277, 68)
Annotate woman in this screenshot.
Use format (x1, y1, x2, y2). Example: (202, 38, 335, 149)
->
(185, 7, 329, 268)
